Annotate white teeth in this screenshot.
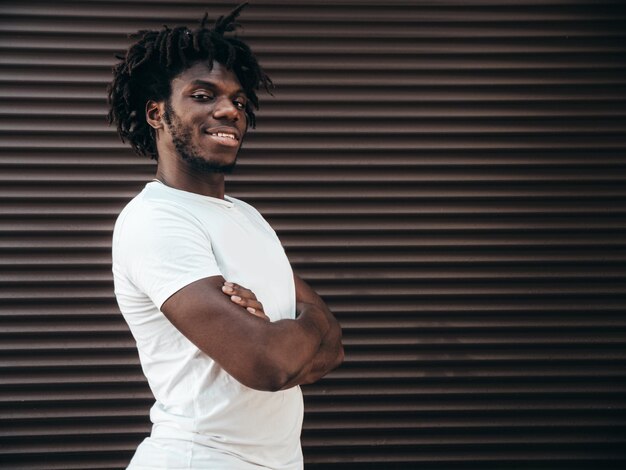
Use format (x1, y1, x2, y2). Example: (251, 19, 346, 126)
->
(213, 132, 236, 140)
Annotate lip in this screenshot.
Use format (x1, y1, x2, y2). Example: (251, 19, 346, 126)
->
(205, 126, 241, 142)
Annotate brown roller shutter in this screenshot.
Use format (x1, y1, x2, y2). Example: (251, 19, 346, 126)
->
(1, 0, 626, 468)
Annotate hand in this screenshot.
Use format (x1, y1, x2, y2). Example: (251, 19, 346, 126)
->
(221, 281, 269, 321)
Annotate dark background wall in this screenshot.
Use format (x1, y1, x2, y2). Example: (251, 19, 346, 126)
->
(1, 1, 626, 468)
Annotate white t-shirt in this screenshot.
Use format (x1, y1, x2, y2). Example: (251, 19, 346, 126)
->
(112, 181, 304, 469)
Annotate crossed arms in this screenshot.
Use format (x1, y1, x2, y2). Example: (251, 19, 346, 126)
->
(161, 273, 344, 391)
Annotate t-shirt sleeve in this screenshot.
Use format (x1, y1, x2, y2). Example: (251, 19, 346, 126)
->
(114, 200, 222, 309)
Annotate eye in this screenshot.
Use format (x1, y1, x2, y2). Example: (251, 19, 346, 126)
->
(191, 92, 214, 101)
(233, 99, 246, 110)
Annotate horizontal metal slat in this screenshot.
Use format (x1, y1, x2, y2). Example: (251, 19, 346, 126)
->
(2, 2, 625, 22)
(2, 16, 626, 38)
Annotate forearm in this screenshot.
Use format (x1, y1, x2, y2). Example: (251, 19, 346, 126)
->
(162, 276, 331, 392)
(225, 282, 344, 390)
(219, 309, 329, 391)
(280, 333, 343, 389)
(191, 275, 343, 391)
(240, 299, 341, 391)
(260, 301, 334, 388)
(279, 302, 344, 389)
(302, 321, 344, 383)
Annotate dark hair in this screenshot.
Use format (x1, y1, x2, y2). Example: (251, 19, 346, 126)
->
(106, 2, 272, 160)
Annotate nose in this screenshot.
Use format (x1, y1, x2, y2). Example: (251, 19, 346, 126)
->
(213, 96, 239, 122)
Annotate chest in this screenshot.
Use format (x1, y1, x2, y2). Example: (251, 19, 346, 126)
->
(198, 207, 295, 321)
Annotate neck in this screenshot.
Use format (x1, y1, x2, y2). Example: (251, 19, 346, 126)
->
(155, 163, 226, 200)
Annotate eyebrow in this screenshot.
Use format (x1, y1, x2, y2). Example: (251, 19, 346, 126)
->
(188, 79, 245, 96)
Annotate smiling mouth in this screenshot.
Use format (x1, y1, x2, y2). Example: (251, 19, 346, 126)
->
(208, 131, 238, 141)
(206, 131, 240, 147)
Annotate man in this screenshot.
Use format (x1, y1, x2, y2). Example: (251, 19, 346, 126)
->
(107, 4, 344, 469)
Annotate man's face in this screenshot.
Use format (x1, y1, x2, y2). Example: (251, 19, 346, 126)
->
(161, 60, 248, 174)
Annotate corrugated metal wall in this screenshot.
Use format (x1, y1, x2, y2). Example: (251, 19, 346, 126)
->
(1, 0, 626, 468)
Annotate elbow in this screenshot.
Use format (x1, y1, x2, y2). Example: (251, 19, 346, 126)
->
(246, 370, 292, 392)
(263, 362, 303, 392)
(265, 372, 293, 392)
(235, 359, 295, 392)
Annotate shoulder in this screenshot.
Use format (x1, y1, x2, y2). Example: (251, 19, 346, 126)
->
(112, 185, 210, 264)
(115, 185, 202, 236)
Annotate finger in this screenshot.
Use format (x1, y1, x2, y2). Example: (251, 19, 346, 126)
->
(221, 281, 266, 317)
(230, 296, 267, 319)
(222, 281, 257, 301)
(246, 307, 270, 321)
(229, 295, 264, 312)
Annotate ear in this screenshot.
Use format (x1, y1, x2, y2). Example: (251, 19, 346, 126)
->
(146, 100, 165, 129)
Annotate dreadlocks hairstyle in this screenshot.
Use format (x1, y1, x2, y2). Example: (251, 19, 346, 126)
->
(107, 2, 272, 160)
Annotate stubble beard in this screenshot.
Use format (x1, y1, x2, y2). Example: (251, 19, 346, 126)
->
(163, 101, 239, 175)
